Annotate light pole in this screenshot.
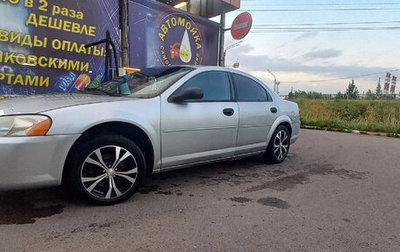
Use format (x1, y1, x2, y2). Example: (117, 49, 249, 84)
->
(223, 40, 243, 67)
(276, 81, 280, 94)
(267, 69, 280, 94)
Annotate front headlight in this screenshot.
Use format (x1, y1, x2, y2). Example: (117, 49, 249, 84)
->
(0, 115, 52, 137)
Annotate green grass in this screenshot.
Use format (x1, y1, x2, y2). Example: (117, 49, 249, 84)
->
(290, 98, 400, 134)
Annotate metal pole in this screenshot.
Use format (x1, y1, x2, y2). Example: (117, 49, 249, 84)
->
(119, 0, 129, 67)
(276, 81, 280, 94)
(106, 31, 112, 81)
(224, 41, 243, 68)
(223, 51, 226, 67)
(218, 11, 226, 67)
(267, 69, 277, 92)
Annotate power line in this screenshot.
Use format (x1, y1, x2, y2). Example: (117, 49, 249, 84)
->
(249, 27, 400, 33)
(251, 27, 400, 30)
(238, 8, 400, 12)
(252, 21, 400, 27)
(240, 1, 400, 6)
(280, 69, 400, 84)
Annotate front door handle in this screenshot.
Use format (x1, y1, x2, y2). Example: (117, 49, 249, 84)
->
(270, 107, 278, 113)
(223, 108, 234, 116)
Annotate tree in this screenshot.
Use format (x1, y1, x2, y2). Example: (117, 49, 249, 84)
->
(288, 90, 294, 99)
(287, 90, 326, 99)
(345, 79, 359, 99)
(376, 79, 382, 97)
(335, 91, 345, 99)
(366, 89, 375, 100)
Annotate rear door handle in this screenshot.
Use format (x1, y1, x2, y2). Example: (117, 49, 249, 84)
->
(270, 107, 277, 113)
(223, 108, 234, 116)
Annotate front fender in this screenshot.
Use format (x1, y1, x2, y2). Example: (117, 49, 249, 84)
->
(44, 99, 161, 171)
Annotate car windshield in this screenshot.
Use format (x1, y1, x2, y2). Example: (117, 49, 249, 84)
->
(78, 66, 193, 98)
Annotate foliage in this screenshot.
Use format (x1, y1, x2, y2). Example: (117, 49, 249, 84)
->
(289, 98, 400, 133)
(365, 89, 375, 100)
(345, 79, 359, 99)
(288, 90, 333, 99)
(376, 81, 382, 97)
(335, 91, 345, 99)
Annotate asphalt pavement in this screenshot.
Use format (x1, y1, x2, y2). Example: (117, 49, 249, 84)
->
(1, 129, 400, 251)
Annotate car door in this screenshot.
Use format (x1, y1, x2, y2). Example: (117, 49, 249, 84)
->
(161, 70, 239, 168)
(231, 72, 278, 155)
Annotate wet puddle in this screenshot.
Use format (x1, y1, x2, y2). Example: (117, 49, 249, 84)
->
(0, 189, 65, 225)
(138, 185, 160, 194)
(246, 164, 369, 193)
(230, 197, 252, 203)
(257, 197, 290, 209)
(155, 190, 173, 195)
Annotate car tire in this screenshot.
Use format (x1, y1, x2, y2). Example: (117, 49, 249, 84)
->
(65, 134, 145, 205)
(264, 125, 291, 163)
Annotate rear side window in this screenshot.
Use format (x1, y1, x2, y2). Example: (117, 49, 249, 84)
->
(178, 71, 232, 101)
(232, 73, 272, 102)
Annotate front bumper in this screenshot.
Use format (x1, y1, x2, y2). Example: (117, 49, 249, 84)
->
(0, 134, 80, 190)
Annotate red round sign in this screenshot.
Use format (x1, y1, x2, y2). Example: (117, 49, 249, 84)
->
(230, 12, 252, 40)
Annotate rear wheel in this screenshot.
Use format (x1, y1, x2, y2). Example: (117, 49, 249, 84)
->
(65, 134, 145, 205)
(264, 125, 291, 163)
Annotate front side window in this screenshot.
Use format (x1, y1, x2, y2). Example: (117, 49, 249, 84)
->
(177, 71, 232, 101)
(232, 73, 272, 102)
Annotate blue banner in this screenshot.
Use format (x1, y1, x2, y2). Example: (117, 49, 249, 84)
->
(0, 0, 120, 95)
(128, 0, 219, 69)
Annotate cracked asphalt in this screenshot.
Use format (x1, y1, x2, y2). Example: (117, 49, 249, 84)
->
(1, 129, 400, 251)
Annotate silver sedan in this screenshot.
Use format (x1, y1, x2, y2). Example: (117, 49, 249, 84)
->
(0, 66, 300, 205)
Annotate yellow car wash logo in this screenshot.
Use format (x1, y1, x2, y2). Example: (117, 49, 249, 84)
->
(157, 13, 203, 65)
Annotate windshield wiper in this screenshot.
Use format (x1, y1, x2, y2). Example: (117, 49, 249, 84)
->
(77, 88, 120, 97)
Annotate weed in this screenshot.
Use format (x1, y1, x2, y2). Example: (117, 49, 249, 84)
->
(290, 98, 400, 134)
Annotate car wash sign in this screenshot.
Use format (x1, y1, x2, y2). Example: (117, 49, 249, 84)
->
(157, 13, 203, 65)
(129, 0, 219, 68)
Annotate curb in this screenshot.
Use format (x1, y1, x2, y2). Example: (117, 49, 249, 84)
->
(301, 125, 400, 138)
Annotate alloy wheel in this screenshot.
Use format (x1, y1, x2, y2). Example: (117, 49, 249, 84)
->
(80, 145, 138, 200)
(273, 129, 289, 161)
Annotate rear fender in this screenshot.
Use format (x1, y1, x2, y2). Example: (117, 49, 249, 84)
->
(266, 115, 292, 144)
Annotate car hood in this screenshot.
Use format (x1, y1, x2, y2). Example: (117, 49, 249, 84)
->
(0, 94, 130, 115)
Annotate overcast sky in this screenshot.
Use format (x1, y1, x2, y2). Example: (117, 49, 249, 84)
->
(217, 0, 400, 95)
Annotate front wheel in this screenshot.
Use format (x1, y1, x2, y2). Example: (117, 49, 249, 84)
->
(264, 125, 291, 163)
(65, 135, 145, 205)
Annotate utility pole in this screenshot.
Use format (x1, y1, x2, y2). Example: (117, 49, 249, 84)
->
(218, 11, 226, 67)
(267, 69, 278, 93)
(276, 81, 280, 94)
(223, 41, 243, 67)
(119, 0, 129, 68)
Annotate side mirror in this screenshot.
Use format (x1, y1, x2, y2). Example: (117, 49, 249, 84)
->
(169, 87, 204, 103)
